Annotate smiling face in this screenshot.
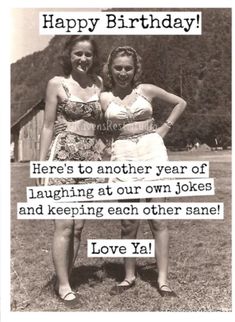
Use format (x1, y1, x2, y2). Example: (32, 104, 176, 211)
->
(70, 40, 94, 74)
(111, 55, 135, 89)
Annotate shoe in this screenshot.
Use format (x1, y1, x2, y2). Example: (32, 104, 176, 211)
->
(55, 290, 80, 307)
(156, 284, 177, 297)
(109, 279, 135, 296)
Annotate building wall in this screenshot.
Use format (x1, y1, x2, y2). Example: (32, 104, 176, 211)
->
(17, 109, 44, 161)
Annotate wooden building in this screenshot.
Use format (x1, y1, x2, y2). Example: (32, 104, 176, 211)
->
(11, 100, 45, 161)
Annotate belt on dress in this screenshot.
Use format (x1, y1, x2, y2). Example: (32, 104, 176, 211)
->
(114, 129, 156, 141)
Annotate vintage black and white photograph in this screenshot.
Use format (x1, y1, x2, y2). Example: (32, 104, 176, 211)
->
(8, 6, 231, 314)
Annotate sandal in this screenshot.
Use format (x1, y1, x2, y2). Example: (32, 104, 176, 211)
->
(55, 290, 80, 307)
(156, 284, 177, 297)
(109, 279, 136, 296)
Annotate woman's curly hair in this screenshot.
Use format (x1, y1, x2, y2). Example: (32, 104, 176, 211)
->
(102, 46, 142, 89)
(60, 35, 99, 76)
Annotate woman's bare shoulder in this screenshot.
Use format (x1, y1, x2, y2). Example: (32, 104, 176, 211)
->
(100, 91, 112, 100)
(137, 83, 167, 99)
(96, 75, 103, 84)
(48, 76, 65, 85)
(92, 74, 103, 90)
(100, 91, 113, 111)
(47, 76, 66, 92)
(46, 77, 66, 97)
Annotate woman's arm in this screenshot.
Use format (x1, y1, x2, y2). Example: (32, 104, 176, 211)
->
(96, 75, 104, 92)
(39, 78, 58, 161)
(140, 84, 187, 138)
(100, 92, 110, 113)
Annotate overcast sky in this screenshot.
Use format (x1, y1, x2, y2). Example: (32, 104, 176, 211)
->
(11, 8, 53, 63)
(10, 8, 102, 63)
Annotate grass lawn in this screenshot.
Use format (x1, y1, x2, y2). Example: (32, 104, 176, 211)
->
(10, 150, 232, 311)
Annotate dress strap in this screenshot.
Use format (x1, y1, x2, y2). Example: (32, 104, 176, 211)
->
(61, 81, 71, 98)
(134, 88, 151, 103)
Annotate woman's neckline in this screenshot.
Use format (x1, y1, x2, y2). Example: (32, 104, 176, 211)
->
(112, 86, 134, 100)
(62, 76, 98, 103)
(60, 95, 99, 105)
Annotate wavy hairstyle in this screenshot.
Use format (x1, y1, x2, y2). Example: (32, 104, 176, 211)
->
(60, 35, 99, 76)
(103, 46, 142, 89)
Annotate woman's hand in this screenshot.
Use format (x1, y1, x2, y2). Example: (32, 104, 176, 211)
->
(54, 120, 67, 136)
(155, 124, 171, 139)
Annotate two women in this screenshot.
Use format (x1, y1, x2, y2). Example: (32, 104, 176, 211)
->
(39, 37, 186, 305)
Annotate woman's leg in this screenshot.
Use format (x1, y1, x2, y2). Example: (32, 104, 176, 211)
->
(52, 219, 76, 300)
(148, 218, 169, 287)
(110, 218, 140, 294)
(119, 219, 140, 285)
(110, 198, 140, 294)
(148, 198, 174, 293)
(69, 220, 85, 276)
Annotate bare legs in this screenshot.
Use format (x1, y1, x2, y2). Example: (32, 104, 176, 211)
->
(119, 198, 172, 291)
(52, 219, 85, 299)
(118, 219, 140, 285)
(148, 218, 171, 290)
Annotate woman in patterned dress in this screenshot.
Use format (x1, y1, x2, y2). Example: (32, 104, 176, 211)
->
(37, 36, 103, 306)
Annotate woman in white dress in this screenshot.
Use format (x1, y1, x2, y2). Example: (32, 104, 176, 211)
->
(101, 46, 187, 297)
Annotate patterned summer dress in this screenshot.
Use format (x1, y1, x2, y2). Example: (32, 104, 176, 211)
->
(48, 78, 102, 185)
